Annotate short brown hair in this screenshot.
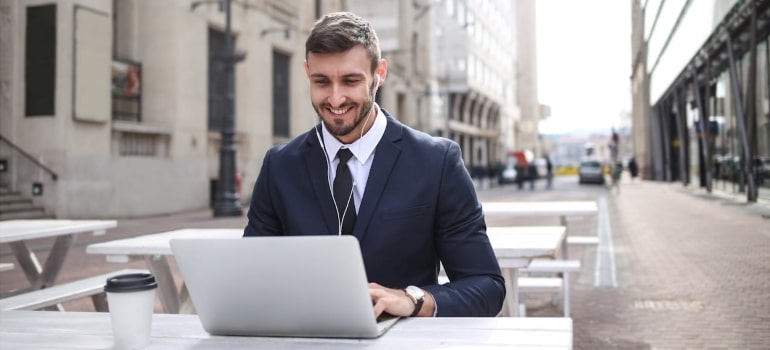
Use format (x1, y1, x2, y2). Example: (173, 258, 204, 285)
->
(305, 12, 381, 73)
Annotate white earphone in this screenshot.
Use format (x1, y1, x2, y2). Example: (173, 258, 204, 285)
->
(312, 72, 381, 236)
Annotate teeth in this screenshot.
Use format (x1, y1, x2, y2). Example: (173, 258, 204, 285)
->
(329, 107, 350, 115)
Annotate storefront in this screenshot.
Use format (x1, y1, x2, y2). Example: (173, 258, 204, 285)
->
(636, 0, 770, 201)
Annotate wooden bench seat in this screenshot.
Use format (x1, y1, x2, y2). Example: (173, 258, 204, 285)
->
(518, 276, 562, 292)
(518, 277, 565, 317)
(440, 261, 578, 318)
(566, 236, 600, 245)
(0, 269, 148, 311)
(520, 259, 582, 318)
(521, 259, 581, 273)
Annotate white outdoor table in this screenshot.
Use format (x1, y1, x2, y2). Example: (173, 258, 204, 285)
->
(486, 226, 565, 317)
(482, 201, 598, 258)
(0, 310, 573, 349)
(86, 228, 242, 314)
(88, 227, 563, 317)
(0, 220, 117, 291)
(482, 201, 598, 218)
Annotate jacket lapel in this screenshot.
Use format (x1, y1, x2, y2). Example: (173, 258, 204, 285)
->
(302, 126, 340, 235)
(354, 115, 403, 242)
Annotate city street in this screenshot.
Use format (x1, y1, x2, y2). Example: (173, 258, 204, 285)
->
(1, 175, 769, 349)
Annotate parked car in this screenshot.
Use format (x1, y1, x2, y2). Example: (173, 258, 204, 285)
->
(498, 166, 518, 184)
(533, 158, 548, 178)
(579, 159, 606, 184)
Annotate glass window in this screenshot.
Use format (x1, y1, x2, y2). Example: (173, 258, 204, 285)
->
(457, 0, 465, 27)
(755, 38, 769, 191)
(467, 12, 474, 35)
(208, 28, 234, 132)
(25, 4, 56, 117)
(756, 38, 769, 158)
(272, 51, 291, 137)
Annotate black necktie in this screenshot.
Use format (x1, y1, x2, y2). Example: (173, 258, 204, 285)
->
(333, 148, 356, 235)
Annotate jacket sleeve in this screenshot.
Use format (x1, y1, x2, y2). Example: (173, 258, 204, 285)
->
(244, 148, 283, 237)
(422, 141, 506, 317)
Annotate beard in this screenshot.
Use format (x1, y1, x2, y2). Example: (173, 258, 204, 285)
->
(313, 93, 375, 139)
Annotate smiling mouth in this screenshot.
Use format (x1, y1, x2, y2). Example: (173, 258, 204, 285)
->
(327, 105, 353, 116)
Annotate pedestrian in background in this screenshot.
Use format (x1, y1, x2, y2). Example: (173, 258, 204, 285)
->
(611, 161, 623, 194)
(515, 162, 525, 190)
(545, 156, 554, 189)
(528, 162, 537, 190)
(628, 157, 639, 181)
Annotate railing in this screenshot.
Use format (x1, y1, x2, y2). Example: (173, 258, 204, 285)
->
(0, 133, 58, 219)
(0, 134, 58, 182)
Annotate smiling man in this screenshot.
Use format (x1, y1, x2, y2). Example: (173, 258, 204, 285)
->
(244, 11, 505, 318)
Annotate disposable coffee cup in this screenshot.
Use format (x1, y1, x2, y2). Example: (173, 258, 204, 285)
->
(105, 273, 158, 350)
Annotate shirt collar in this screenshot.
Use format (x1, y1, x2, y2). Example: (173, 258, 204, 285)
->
(321, 103, 386, 164)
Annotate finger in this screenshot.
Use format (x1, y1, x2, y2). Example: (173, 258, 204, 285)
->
(372, 299, 386, 319)
(369, 287, 388, 300)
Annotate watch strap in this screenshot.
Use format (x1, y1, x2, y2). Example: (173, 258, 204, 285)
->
(405, 288, 425, 317)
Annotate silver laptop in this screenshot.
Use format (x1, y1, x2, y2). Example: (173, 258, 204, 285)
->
(169, 235, 399, 338)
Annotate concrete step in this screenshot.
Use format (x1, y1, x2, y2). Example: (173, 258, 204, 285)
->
(1, 200, 39, 212)
(0, 195, 33, 207)
(0, 187, 53, 220)
(0, 209, 55, 221)
(0, 192, 26, 201)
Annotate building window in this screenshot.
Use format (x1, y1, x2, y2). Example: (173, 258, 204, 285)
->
(208, 28, 235, 132)
(272, 51, 291, 137)
(111, 59, 142, 121)
(112, 0, 141, 122)
(25, 4, 56, 117)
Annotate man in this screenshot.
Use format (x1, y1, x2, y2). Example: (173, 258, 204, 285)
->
(244, 12, 504, 318)
(545, 156, 554, 189)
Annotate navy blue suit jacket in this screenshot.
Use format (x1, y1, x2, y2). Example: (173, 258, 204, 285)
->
(244, 112, 505, 317)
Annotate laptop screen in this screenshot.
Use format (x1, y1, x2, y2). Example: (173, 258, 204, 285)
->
(170, 235, 398, 338)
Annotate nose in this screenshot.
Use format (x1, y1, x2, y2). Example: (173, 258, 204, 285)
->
(328, 84, 346, 107)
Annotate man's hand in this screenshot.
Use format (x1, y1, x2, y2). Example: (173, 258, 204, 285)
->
(369, 282, 435, 318)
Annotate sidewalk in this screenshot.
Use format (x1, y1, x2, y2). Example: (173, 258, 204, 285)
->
(562, 180, 769, 349)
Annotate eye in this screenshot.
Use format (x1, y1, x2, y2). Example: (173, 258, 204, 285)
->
(344, 79, 361, 86)
(313, 79, 329, 87)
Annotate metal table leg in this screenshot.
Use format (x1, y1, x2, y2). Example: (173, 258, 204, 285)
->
(145, 255, 180, 314)
(9, 235, 75, 289)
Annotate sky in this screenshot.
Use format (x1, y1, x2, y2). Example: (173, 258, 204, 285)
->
(535, 0, 632, 135)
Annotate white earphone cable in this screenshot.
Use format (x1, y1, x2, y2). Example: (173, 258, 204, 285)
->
(314, 74, 380, 236)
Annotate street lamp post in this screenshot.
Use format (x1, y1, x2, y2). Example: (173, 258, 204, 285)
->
(213, 0, 243, 217)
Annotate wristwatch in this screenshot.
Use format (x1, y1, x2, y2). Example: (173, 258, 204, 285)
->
(404, 285, 425, 317)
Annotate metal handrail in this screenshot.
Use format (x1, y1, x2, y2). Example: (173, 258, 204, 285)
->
(0, 134, 58, 181)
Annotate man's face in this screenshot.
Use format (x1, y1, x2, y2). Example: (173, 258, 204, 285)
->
(305, 46, 382, 144)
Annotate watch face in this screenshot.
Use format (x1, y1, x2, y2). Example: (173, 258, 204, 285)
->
(406, 285, 424, 300)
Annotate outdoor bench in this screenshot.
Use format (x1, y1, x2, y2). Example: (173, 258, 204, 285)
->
(0, 268, 147, 311)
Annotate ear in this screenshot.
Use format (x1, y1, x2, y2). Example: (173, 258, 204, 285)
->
(375, 59, 388, 85)
(304, 60, 310, 79)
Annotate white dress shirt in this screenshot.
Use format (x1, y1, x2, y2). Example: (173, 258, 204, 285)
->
(321, 103, 387, 214)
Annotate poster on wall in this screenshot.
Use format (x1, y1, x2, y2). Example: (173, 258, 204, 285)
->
(73, 6, 110, 123)
(111, 60, 141, 99)
(111, 59, 141, 121)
